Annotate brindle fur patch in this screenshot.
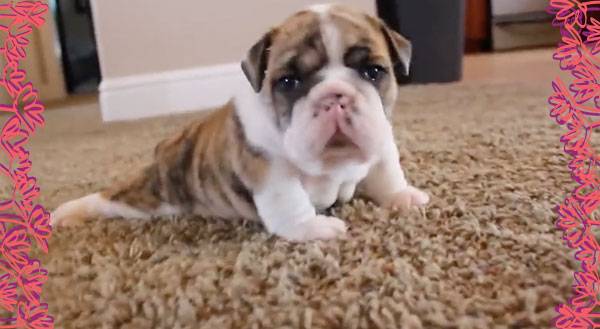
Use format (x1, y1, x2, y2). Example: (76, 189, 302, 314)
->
(104, 101, 269, 219)
(267, 12, 327, 128)
(102, 164, 162, 211)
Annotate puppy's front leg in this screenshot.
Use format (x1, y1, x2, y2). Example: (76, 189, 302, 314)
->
(362, 144, 429, 213)
(254, 163, 347, 242)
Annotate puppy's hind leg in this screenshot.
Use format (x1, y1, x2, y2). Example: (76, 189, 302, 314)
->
(51, 164, 178, 227)
(50, 192, 149, 227)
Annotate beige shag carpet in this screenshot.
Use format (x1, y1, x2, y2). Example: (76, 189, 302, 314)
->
(21, 80, 575, 328)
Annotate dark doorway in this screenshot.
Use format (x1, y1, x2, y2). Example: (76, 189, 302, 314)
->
(54, 0, 101, 94)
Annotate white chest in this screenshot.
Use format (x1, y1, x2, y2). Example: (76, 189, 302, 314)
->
(302, 163, 370, 210)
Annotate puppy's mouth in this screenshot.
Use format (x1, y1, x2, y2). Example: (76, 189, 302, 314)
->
(324, 129, 357, 150)
(319, 127, 366, 165)
(326, 130, 350, 147)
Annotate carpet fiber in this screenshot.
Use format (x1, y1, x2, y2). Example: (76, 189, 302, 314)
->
(19, 80, 575, 328)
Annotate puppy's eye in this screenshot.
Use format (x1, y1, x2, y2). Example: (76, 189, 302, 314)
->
(274, 75, 302, 92)
(359, 65, 386, 82)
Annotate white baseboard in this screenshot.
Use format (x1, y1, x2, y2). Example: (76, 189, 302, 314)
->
(99, 63, 246, 121)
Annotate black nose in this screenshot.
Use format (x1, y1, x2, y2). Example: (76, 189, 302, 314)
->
(335, 93, 343, 99)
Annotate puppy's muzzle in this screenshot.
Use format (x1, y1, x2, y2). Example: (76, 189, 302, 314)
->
(309, 82, 360, 148)
(311, 81, 357, 118)
(315, 93, 353, 115)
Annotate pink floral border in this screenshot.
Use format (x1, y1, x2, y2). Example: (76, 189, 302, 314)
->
(0, 0, 599, 328)
(0, 1, 53, 329)
(549, 0, 600, 328)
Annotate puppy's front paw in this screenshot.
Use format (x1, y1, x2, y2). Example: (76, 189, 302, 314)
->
(383, 186, 430, 214)
(278, 215, 347, 242)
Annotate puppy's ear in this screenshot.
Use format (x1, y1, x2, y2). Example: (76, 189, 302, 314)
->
(379, 22, 412, 79)
(241, 31, 273, 93)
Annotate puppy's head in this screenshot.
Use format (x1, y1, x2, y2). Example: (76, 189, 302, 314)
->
(241, 5, 411, 174)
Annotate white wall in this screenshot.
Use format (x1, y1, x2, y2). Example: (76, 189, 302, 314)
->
(91, 0, 375, 121)
(92, 0, 375, 79)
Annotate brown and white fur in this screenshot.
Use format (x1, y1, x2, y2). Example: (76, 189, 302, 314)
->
(51, 4, 429, 242)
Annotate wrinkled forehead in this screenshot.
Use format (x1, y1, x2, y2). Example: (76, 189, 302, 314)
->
(267, 6, 390, 76)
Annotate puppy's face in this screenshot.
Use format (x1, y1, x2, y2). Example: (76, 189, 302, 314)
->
(241, 5, 411, 174)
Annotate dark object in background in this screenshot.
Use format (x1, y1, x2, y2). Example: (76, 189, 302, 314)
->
(376, 0, 466, 84)
(55, 0, 101, 94)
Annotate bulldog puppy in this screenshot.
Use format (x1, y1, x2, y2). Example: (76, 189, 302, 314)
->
(51, 4, 429, 241)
